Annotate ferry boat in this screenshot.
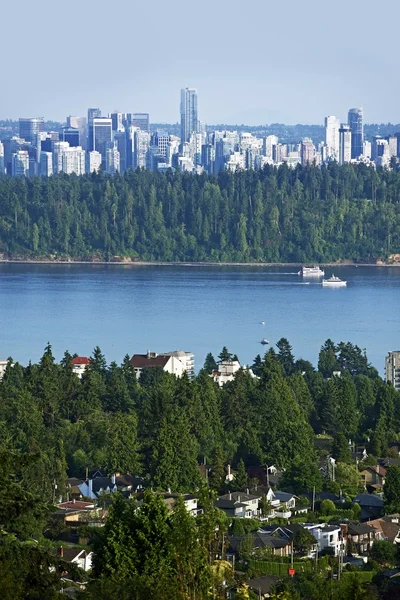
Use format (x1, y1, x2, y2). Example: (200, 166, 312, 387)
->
(260, 338, 269, 345)
(322, 274, 347, 288)
(298, 265, 325, 276)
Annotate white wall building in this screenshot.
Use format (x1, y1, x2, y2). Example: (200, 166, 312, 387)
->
(53, 142, 85, 175)
(40, 152, 53, 177)
(325, 116, 340, 161)
(130, 350, 194, 379)
(12, 150, 29, 176)
(339, 124, 352, 165)
(0, 141, 4, 174)
(210, 360, 256, 387)
(106, 141, 120, 174)
(86, 151, 102, 173)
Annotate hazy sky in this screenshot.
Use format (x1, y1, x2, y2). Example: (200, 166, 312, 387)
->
(2, 0, 399, 124)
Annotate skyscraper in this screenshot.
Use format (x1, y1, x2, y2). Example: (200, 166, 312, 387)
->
(180, 88, 198, 143)
(130, 113, 150, 132)
(0, 142, 4, 174)
(87, 117, 112, 164)
(339, 124, 352, 164)
(60, 127, 80, 147)
(87, 108, 101, 122)
(348, 108, 363, 159)
(300, 138, 315, 165)
(19, 118, 44, 143)
(324, 116, 340, 161)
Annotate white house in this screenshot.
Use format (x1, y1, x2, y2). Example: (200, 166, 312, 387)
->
(210, 360, 256, 387)
(130, 350, 193, 379)
(71, 356, 90, 378)
(266, 489, 298, 519)
(304, 523, 343, 557)
(0, 360, 14, 380)
(59, 547, 93, 571)
(216, 491, 261, 518)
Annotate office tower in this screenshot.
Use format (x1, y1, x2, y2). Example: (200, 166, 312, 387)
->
(19, 118, 44, 143)
(150, 130, 170, 158)
(130, 113, 150, 132)
(105, 141, 120, 174)
(60, 127, 80, 147)
(12, 150, 30, 176)
(40, 152, 53, 176)
(87, 117, 112, 164)
(110, 112, 125, 132)
(386, 351, 400, 391)
(52, 142, 86, 175)
(325, 116, 340, 161)
(87, 108, 101, 122)
(348, 107, 363, 159)
(67, 116, 87, 149)
(180, 87, 198, 143)
(87, 151, 102, 173)
(363, 140, 372, 159)
(263, 135, 279, 162)
(339, 124, 352, 164)
(134, 129, 150, 168)
(0, 141, 4, 174)
(113, 130, 128, 172)
(300, 138, 315, 165)
(388, 135, 397, 158)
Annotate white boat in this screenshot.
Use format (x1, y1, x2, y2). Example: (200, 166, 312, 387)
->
(322, 274, 347, 287)
(260, 338, 269, 345)
(298, 265, 325, 276)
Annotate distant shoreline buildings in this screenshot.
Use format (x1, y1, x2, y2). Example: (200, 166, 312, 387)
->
(0, 91, 399, 179)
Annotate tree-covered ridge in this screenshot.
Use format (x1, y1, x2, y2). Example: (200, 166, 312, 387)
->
(1, 163, 400, 261)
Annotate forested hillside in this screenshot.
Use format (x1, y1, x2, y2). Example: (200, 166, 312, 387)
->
(1, 164, 400, 262)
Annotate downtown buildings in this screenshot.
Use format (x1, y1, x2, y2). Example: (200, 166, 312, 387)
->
(1, 93, 400, 178)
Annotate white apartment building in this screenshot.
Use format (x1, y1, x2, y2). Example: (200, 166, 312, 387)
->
(53, 142, 85, 175)
(12, 150, 30, 176)
(0, 141, 4, 174)
(162, 350, 195, 379)
(106, 141, 120, 174)
(210, 360, 256, 387)
(325, 116, 340, 161)
(339, 124, 352, 165)
(386, 351, 400, 391)
(86, 151, 102, 173)
(40, 152, 53, 177)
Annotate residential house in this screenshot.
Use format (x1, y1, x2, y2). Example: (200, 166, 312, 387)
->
(359, 465, 386, 492)
(260, 523, 342, 557)
(0, 360, 8, 379)
(265, 488, 298, 519)
(161, 350, 195, 379)
(57, 500, 95, 524)
(210, 360, 256, 387)
(337, 521, 376, 555)
(215, 491, 261, 518)
(228, 575, 279, 600)
(159, 493, 202, 517)
(130, 350, 192, 378)
(227, 533, 291, 560)
(58, 547, 93, 572)
(71, 356, 90, 378)
(366, 515, 400, 543)
(247, 466, 283, 488)
(353, 493, 384, 522)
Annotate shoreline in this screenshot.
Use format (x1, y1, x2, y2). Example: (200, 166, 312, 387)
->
(1, 258, 400, 268)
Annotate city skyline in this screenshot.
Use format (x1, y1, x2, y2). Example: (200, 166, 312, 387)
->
(1, 0, 399, 124)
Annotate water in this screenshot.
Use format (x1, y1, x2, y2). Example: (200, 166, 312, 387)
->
(0, 264, 399, 374)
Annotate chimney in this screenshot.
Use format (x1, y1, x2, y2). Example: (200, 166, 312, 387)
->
(111, 473, 116, 485)
(247, 488, 249, 495)
(227, 464, 231, 480)
(73, 498, 76, 504)
(147, 350, 151, 358)
(59, 546, 64, 558)
(88, 478, 93, 497)
(229, 492, 231, 501)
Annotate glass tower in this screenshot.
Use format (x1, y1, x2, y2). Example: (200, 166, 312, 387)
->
(348, 108, 363, 159)
(180, 88, 198, 143)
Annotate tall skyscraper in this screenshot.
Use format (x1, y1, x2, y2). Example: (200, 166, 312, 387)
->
(12, 150, 30, 176)
(348, 107, 363, 159)
(111, 112, 125, 132)
(105, 141, 120, 174)
(0, 141, 4, 174)
(67, 116, 87, 149)
(87, 108, 101, 122)
(324, 116, 340, 161)
(300, 138, 315, 165)
(180, 87, 198, 143)
(19, 118, 44, 143)
(52, 142, 85, 175)
(386, 351, 400, 391)
(339, 124, 352, 164)
(130, 113, 150, 132)
(60, 127, 80, 147)
(87, 117, 112, 164)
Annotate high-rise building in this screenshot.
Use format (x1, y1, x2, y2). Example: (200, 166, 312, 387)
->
(300, 138, 315, 165)
(67, 116, 87, 149)
(348, 108, 363, 159)
(0, 142, 4, 174)
(386, 351, 400, 391)
(19, 118, 44, 143)
(86, 151, 102, 173)
(134, 129, 150, 168)
(180, 87, 198, 143)
(60, 127, 80, 147)
(87, 117, 112, 164)
(105, 141, 120, 174)
(52, 142, 85, 175)
(40, 152, 53, 177)
(263, 135, 279, 162)
(111, 112, 125, 132)
(87, 108, 101, 122)
(12, 150, 30, 176)
(130, 113, 150, 132)
(325, 116, 340, 161)
(339, 124, 352, 164)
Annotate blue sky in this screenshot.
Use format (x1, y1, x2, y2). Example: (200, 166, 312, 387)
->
(2, 0, 399, 124)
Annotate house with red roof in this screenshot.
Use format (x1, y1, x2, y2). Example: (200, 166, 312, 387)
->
(71, 356, 90, 378)
(130, 350, 193, 379)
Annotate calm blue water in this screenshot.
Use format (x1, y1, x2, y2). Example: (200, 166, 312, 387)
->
(0, 264, 398, 374)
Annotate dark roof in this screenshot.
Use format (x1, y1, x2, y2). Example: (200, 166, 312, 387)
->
(354, 493, 384, 507)
(273, 491, 296, 502)
(130, 354, 170, 369)
(247, 575, 279, 595)
(347, 522, 376, 535)
(259, 524, 304, 538)
(56, 548, 85, 563)
(115, 474, 146, 489)
(57, 501, 94, 511)
(84, 477, 116, 493)
(379, 457, 400, 467)
(228, 533, 290, 553)
(366, 516, 400, 542)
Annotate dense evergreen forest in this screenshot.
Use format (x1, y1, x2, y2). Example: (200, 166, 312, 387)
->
(1, 339, 400, 598)
(1, 164, 400, 262)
